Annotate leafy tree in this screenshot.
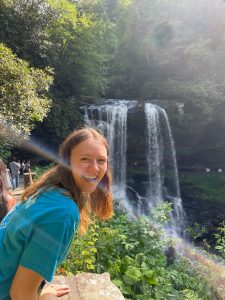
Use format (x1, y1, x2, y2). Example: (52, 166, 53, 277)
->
(32, 93, 83, 147)
(0, 0, 58, 66)
(108, 0, 225, 113)
(46, 0, 115, 97)
(0, 0, 116, 146)
(30, 0, 116, 145)
(0, 0, 115, 98)
(0, 43, 53, 136)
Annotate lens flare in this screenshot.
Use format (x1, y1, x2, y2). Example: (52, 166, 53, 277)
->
(0, 120, 69, 169)
(177, 237, 225, 299)
(161, 227, 225, 299)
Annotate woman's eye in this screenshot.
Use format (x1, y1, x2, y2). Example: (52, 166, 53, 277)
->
(98, 159, 106, 164)
(81, 157, 89, 161)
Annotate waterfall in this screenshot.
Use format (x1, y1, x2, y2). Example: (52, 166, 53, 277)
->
(84, 100, 186, 232)
(144, 103, 186, 233)
(84, 100, 135, 206)
(144, 104, 163, 208)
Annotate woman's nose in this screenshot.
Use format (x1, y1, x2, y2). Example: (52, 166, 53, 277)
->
(90, 160, 99, 171)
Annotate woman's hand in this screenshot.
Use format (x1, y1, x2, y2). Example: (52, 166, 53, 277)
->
(40, 284, 70, 299)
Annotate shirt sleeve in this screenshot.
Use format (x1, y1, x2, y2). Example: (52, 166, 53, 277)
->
(19, 222, 74, 282)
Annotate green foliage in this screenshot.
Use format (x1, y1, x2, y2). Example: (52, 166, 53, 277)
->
(33, 164, 54, 179)
(107, 0, 225, 117)
(185, 220, 225, 260)
(46, 0, 115, 97)
(1, 0, 225, 157)
(182, 289, 201, 300)
(58, 222, 99, 275)
(0, 43, 53, 136)
(186, 222, 206, 240)
(0, 0, 116, 146)
(214, 222, 225, 259)
(33, 95, 83, 147)
(0, 139, 12, 161)
(180, 172, 225, 203)
(0, 0, 115, 98)
(59, 204, 214, 299)
(0, 0, 58, 65)
(150, 202, 172, 226)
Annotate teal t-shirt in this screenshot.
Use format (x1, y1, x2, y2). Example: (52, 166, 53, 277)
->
(0, 187, 80, 300)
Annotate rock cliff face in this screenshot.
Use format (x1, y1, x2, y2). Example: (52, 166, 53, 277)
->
(45, 273, 125, 300)
(81, 98, 186, 202)
(81, 97, 225, 170)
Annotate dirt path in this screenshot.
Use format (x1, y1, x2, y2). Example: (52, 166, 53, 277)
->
(11, 176, 24, 201)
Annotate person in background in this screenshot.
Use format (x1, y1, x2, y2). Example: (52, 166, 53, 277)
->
(0, 159, 12, 190)
(4, 167, 12, 190)
(8, 157, 20, 190)
(20, 160, 26, 176)
(17, 160, 21, 173)
(0, 127, 113, 300)
(24, 159, 31, 173)
(0, 177, 8, 223)
(0, 159, 16, 221)
(0, 174, 16, 223)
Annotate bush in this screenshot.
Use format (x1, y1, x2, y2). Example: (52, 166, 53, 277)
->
(58, 203, 214, 299)
(33, 164, 54, 179)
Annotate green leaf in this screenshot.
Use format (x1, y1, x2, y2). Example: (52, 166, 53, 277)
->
(112, 279, 132, 295)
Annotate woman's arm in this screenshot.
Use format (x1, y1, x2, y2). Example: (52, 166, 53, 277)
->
(10, 265, 43, 300)
(10, 265, 70, 300)
(4, 191, 17, 211)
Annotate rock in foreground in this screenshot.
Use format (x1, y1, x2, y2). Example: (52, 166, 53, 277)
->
(46, 272, 125, 300)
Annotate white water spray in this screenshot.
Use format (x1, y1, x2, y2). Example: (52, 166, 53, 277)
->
(144, 103, 186, 234)
(84, 100, 137, 210)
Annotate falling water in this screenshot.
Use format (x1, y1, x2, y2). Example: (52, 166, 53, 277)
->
(84, 100, 186, 231)
(144, 104, 163, 207)
(161, 108, 186, 230)
(84, 100, 136, 205)
(144, 103, 186, 233)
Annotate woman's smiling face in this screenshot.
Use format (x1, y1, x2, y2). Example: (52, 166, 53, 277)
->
(70, 138, 108, 193)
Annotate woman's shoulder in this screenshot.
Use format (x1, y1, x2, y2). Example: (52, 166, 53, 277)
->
(37, 187, 80, 220)
(42, 186, 74, 203)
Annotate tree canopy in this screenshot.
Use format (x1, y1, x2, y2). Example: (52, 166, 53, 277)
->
(0, 43, 52, 135)
(108, 0, 225, 113)
(1, 0, 225, 165)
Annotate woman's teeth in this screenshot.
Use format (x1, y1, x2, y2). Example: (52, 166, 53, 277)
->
(82, 175, 97, 182)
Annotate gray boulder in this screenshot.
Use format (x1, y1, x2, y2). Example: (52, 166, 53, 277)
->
(45, 272, 125, 300)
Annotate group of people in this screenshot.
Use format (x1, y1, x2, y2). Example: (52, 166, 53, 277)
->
(4, 158, 31, 190)
(0, 127, 113, 300)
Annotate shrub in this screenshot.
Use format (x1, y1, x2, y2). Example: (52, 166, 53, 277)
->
(58, 203, 214, 299)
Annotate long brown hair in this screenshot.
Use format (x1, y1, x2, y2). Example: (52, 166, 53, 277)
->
(0, 176, 7, 222)
(0, 159, 7, 193)
(0, 159, 6, 174)
(22, 127, 113, 233)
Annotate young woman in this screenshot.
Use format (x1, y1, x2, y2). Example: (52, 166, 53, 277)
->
(0, 177, 17, 222)
(0, 160, 12, 190)
(0, 160, 16, 222)
(0, 127, 113, 300)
